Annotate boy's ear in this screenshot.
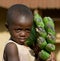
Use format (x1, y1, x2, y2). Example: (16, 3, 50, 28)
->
(5, 22, 8, 29)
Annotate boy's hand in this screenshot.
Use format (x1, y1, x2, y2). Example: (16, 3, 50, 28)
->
(46, 52, 56, 61)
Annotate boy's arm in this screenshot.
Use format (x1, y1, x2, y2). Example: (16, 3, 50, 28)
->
(4, 42, 20, 61)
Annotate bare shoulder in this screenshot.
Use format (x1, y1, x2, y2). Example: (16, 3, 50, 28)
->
(5, 42, 18, 53)
(3, 42, 19, 61)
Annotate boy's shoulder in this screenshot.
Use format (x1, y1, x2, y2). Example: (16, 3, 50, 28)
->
(3, 42, 18, 60)
(4, 42, 17, 52)
(4, 42, 18, 56)
(5, 42, 17, 48)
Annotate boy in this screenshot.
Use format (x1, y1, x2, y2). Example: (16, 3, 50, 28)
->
(3, 4, 55, 61)
(3, 4, 35, 61)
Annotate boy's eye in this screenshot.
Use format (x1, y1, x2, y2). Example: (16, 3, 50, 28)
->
(25, 28, 31, 32)
(14, 28, 31, 33)
(15, 28, 22, 32)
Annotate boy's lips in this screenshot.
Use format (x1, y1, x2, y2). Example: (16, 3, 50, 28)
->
(18, 37, 27, 41)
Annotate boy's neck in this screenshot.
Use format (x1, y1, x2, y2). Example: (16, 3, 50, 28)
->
(9, 37, 29, 47)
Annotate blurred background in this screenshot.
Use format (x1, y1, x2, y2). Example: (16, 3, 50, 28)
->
(0, 0, 60, 61)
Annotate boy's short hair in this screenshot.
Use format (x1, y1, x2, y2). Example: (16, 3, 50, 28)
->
(6, 4, 33, 25)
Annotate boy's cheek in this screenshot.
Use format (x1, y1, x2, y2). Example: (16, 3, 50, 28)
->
(26, 33, 30, 38)
(10, 31, 18, 38)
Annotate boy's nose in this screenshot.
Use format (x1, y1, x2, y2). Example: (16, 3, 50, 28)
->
(20, 31, 26, 37)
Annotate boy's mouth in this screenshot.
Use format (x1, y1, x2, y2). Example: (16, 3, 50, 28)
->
(18, 37, 27, 42)
(17, 38, 27, 45)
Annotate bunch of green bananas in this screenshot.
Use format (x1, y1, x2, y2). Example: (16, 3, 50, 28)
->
(34, 11, 56, 60)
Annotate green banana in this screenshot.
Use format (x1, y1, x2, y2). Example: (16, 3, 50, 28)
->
(43, 17, 55, 35)
(36, 27, 47, 38)
(46, 32, 56, 44)
(45, 43, 55, 53)
(34, 11, 44, 28)
(43, 17, 54, 27)
(38, 50, 50, 60)
(37, 37, 47, 49)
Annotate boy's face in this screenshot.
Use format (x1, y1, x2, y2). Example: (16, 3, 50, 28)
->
(8, 15, 33, 45)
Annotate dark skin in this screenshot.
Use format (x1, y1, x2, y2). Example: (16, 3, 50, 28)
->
(3, 15, 56, 61)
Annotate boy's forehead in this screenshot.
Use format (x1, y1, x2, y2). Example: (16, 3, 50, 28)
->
(11, 15, 33, 27)
(13, 15, 33, 24)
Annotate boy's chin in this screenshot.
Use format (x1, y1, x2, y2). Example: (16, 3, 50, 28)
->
(19, 40, 26, 45)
